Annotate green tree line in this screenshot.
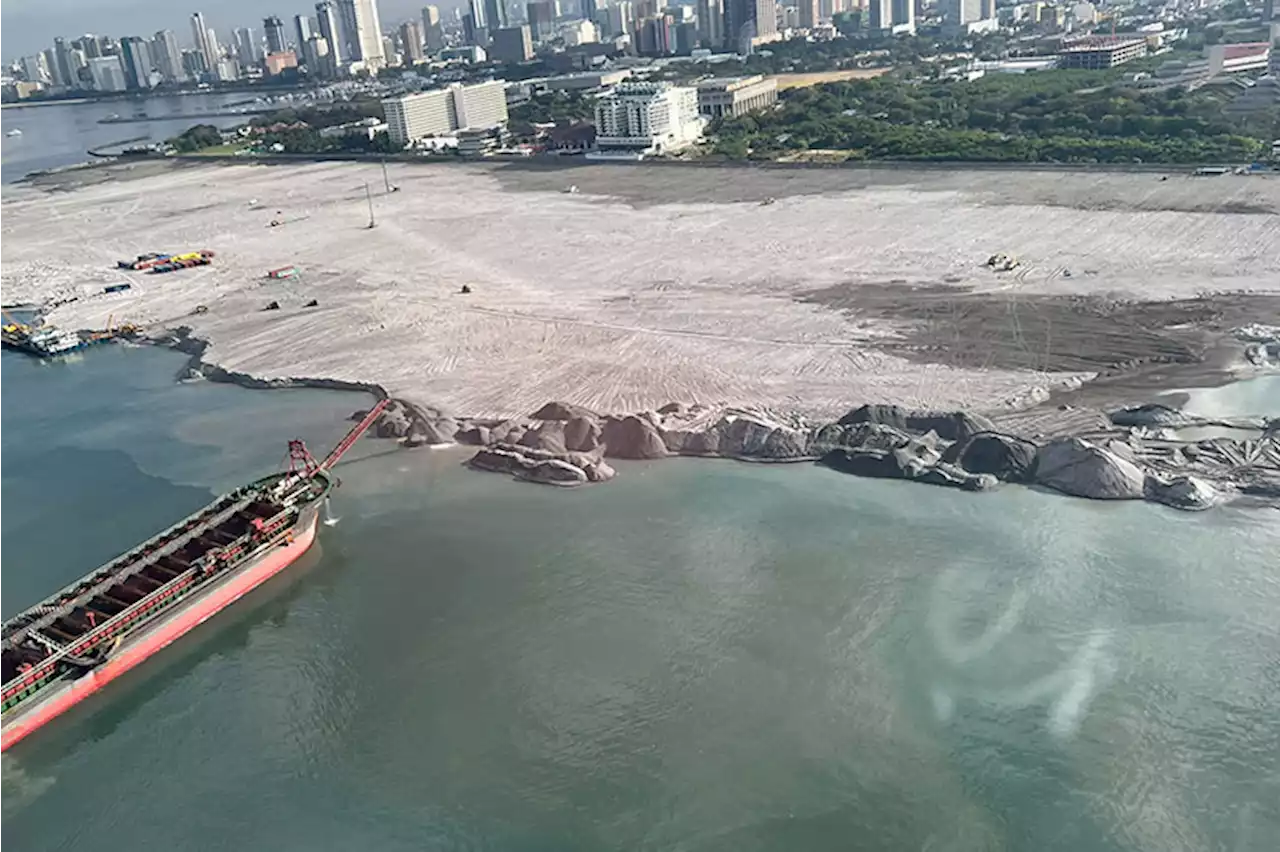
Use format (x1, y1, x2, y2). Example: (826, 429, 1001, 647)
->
(709, 73, 1273, 164)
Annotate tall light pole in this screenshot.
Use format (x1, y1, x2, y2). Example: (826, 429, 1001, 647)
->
(365, 182, 376, 229)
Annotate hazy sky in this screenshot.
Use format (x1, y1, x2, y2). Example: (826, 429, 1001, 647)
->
(2, 0, 464, 61)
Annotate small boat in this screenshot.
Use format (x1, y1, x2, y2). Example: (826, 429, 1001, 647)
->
(5, 129, 22, 137)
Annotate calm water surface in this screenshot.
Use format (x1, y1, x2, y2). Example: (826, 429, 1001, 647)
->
(1, 93, 255, 182)
(2, 346, 1278, 851)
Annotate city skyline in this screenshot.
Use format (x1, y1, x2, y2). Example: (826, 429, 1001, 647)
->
(1, 0, 465, 59)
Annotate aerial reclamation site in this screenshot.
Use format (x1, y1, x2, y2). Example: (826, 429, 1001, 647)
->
(5, 160, 1278, 504)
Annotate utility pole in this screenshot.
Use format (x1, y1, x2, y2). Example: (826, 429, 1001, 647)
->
(381, 159, 391, 193)
(365, 182, 376, 229)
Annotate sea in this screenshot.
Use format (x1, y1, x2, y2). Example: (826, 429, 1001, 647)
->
(2, 343, 1278, 852)
(0, 92, 260, 182)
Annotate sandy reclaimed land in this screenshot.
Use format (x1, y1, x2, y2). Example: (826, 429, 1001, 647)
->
(3, 161, 1278, 422)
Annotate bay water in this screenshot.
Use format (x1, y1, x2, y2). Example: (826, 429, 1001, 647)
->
(2, 345, 1278, 851)
(1, 92, 258, 182)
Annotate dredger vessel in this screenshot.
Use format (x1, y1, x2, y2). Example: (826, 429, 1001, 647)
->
(0, 400, 389, 751)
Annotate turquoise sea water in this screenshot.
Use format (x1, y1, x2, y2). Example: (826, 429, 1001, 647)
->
(2, 345, 1278, 851)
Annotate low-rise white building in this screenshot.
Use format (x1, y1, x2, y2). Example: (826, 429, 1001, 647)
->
(319, 117, 390, 140)
(382, 80, 509, 145)
(592, 82, 704, 156)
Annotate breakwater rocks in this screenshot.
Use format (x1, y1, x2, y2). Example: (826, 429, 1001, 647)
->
(358, 399, 1278, 511)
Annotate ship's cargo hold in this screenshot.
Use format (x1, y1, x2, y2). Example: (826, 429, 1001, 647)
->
(0, 400, 391, 751)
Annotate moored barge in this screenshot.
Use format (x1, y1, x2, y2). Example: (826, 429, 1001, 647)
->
(1, 400, 389, 750)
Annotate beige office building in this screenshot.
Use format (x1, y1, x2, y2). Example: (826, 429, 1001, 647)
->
(383, 80, 509, 145)
(695, 75, 778, 119)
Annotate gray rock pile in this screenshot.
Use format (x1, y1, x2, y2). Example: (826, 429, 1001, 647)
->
(354, 397, 1269, 508)
(1032, 437, 1147, 500)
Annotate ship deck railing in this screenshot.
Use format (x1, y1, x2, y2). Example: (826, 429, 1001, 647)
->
(1, 502, 304, 711)
(1, 473, 315, 647)
(1, 491, 261, 648)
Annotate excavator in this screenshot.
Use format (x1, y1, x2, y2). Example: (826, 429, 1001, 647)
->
(2, 309, 30, 335)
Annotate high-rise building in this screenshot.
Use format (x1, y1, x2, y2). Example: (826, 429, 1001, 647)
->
(77, 35, 104, 60)
(491, 25, 533, 62)
(181, 49, 207, 78)
(382, 80, 509, 145)
(581, 0, 599, 23)
(150, 30, 183, 83)
(88, 55, 128, 92)
(41, 48, 62, 87)
(423, 6, 446, 52)
(725, 0, 776, 52)
(295, 15, 314, 51)
(119, 37, 154, 89)
(315, 2, 345, 63)
(484, 0, 510, 33)
(53, 37, 76, 88)
(798, 0, 819, 27)
(206, 29, 222, 63)
(337, 0, 385, 68)
(263, 17, 287, 54)
(527, 1, 555, 39)
(697, 0, 724, 47)
(942, 0, 994, 25)
(234, 28, 259, 67)
(608, 1, 634, 36)
(20, 55, 50, 85)
(636, 16, 672, 54)
(400, 20, 426, 64)
(465, 0, 488, 44)
(868, 0, 892, 30)
(190, 12, 214, 71)
(304, 35, 334, 77)
(890, 0, 915, 32)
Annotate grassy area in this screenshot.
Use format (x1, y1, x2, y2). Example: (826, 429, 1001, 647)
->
(190, 143, 250, 156)
(768, 69, 893, 91)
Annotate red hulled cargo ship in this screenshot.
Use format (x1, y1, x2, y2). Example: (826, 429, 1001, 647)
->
(0, 400, 389, 751)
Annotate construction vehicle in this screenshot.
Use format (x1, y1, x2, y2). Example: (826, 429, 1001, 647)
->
(150, 250, 216, 274)
(117, 253, 170, 270)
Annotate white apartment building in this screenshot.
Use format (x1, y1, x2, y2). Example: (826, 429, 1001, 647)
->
(382, 80, 509, 145)
(593, 82, 704, 156)
(88, 56, 128, 92)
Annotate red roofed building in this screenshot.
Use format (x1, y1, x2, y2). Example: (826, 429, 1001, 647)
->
(1207, 42, 1271, 77)
(264, 51, 299, 77)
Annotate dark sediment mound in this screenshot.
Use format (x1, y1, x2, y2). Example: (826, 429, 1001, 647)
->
(563, 416, 603, 452)
(520, 421, 569, 454)
(531, 401, 597, 421)
(820, 426, 997, 492)
(1109, 403, 1195, 428)
(456, 424, 491, 445)
(1033, 438, 1146, 500)
(942, 432, 1038, 482)
(836, 404, 995, 443)
(601, 415, 669, 459)
(1144, 474, 1219, 510)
